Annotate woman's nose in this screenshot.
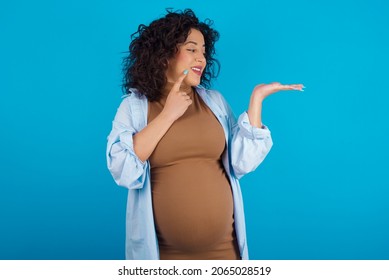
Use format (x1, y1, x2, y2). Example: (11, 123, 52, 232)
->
(196, 55, 205, 63)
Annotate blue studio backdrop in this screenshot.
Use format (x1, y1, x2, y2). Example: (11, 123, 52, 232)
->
(1, 0, 388, 259)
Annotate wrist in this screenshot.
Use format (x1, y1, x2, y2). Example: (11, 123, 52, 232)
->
(159, 109, 176, 125)
(251, 91, 265, 103)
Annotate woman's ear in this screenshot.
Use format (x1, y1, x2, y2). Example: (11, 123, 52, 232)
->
(163, 58, 169, 67)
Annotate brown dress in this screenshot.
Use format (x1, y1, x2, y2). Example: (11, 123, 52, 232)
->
(147, 89, 240, 260)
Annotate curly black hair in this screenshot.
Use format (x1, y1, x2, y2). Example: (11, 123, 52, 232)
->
(121, 9, 220, 101)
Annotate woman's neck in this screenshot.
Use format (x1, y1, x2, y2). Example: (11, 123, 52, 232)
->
(162, 82, 194, 96)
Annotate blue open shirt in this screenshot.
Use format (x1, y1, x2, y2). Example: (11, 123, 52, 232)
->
(106, 86, 273, 259)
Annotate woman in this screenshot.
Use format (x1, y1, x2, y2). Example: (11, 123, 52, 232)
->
(106, 9, 304, 260)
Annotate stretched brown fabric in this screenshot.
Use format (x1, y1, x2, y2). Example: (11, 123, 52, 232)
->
(147, 89, 240, 260)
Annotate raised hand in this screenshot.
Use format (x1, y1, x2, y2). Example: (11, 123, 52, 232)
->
(162, 70, 193, 122)
(252, 82, 305, 101)
(247, 82, 305, 128)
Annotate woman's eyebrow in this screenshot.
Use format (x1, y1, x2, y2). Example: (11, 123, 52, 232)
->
(184, 41, 205, 47)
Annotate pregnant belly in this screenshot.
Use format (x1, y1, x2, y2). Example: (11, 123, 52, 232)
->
(151, 160, 234, 252)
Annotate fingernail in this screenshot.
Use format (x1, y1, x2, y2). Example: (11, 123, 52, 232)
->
(183, 69, 188, 75)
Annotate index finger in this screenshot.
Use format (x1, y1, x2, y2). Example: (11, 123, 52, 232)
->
(172, 69, 188, 91)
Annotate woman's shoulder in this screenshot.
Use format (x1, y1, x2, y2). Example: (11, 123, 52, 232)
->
(114, 88, 148, 116)
(120, 88, 147, 105)
(196, 86, 227, 106)
(121, 88, 147, 101)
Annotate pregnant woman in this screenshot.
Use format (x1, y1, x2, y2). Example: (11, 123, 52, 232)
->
(106, 8, 304, 260)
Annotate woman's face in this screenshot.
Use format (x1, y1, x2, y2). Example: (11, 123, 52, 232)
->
(166, 28, 206, 88)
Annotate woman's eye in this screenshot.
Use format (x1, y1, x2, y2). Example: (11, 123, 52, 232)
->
(187, 49, 196, 53)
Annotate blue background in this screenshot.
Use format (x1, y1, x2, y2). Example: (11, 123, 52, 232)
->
(1, 0, 388, 259)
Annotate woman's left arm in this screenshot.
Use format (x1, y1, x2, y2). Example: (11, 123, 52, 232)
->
(227, 82, 304, 179)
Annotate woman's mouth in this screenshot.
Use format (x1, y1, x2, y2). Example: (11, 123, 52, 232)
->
(191, 66, 202, 76)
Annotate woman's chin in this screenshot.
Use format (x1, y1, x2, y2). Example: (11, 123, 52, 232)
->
(188, 78, 201, 87)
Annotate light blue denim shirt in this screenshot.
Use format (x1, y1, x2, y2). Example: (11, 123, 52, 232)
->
(106, 86, 273, 260)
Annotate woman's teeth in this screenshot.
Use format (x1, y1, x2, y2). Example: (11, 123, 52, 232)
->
(191, 67, 201, 74)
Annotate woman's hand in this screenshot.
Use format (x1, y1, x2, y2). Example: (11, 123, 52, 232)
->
(161, 70, 192, 122)
(251, 82, 305, 101)
(132, 70, 192, 162)
(247, 82, 305, 128)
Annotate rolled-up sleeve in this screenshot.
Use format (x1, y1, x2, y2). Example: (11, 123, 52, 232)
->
(230, 111, 273, 179)
(212, 91, 273, 180)
(106, 97, 148, 189)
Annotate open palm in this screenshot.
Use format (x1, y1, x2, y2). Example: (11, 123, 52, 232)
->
(253, 82, 304, 100)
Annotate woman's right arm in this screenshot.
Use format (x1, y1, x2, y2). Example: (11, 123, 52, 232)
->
(107, 71, 191, 188)
(106, 96, 149, 189)
(133, 71, 191, 162)
(132, 111, 175, 162)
